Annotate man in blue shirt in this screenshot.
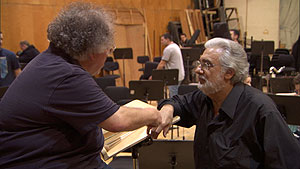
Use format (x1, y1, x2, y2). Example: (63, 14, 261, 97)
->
(0, 31, 21, 87)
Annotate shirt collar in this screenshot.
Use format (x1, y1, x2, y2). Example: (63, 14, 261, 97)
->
(220, 82, 245, 119)
(47, 43, 80, 66)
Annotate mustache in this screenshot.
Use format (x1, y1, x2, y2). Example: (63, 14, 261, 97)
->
(198, 75, 207, 81)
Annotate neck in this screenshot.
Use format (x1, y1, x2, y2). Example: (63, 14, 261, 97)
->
(208, 83, 233, 117)
(79, 59, 95, 75)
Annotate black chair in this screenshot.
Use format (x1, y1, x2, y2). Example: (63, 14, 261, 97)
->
(269, 77, 294, 93)
(153, 56, 162, 63)
(270, 54, 295, 75)
(275, 48, 289, 55)
(0, 86, 9, 100)
(104, 86, 133, 105)
(137, 56, 149, 72)
(94, 76, 116, 91)
(105, 56, 114, 62)
(139, 61, 158, 80)
(178, 84, 198, 95)
(103, 61, 120, 79)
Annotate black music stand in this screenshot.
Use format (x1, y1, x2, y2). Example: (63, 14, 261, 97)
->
(152, 69, 179, 99)
(251, 41, 274, 75)
(138, 140, 195, 169)
(267, 94, 300, 125)
(181, 48, 202, 83)
(113, 48, 133, 86)
(129, 80, 164, 102)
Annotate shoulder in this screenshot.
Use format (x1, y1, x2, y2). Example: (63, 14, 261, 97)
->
(1, 48, 16, 57)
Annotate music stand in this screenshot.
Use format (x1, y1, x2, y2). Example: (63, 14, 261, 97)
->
(181, 48, 202, 83)
(267, 94, 300, 125)
(129, 80, 164, 102)
(113, 48, 133, 86)
(251, 41, 274, 75)
(152, 69, 179, 99)
(138, 140, 195, 169)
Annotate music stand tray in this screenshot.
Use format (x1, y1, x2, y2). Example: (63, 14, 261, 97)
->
(113, 48, 133, 86)
(138, 140, 195, 169)
(267, 94, 300, 125)
(129, 80, 164, 101)
(152, 69, 179, 86)
(181, 48, 202, 62)
(251, 41, 274, 56)
(181, 48, 202, 83)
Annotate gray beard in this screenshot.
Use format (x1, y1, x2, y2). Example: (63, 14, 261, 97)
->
(198, 74, 225, 95)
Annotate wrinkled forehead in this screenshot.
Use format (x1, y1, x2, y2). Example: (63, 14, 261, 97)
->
(201, 47, 223, 61)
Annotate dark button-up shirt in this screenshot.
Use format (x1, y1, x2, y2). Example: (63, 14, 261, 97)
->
(158, 83, 300, 169)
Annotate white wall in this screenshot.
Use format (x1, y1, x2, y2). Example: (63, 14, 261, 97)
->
(225, 0, 280, 48)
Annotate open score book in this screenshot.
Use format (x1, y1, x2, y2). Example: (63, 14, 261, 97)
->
(101, 100, 180, 160)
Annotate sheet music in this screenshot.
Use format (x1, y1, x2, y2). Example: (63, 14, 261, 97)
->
(101, 100, 180, 160)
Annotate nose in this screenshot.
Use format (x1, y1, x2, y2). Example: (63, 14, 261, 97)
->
(195, 66, 204, 75)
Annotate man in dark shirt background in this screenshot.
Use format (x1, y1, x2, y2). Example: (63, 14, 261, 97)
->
(0, 31, 21, 87)
(152, 38, 300, 168)
(17, 40, 40, 63)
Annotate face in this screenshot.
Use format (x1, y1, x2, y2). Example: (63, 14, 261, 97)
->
(90, 46, 115, 76)
(230, 31, 238, 41)
(161, 36, 169, 46)
(20, 44, 27, 51)
(195, 47, 226, 95)
(0, 33, 3, 48)
(180, 35, 187, 42)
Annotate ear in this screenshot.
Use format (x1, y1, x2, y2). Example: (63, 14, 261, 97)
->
(89, 53, 96, 61)
(224, 68, 235, 80)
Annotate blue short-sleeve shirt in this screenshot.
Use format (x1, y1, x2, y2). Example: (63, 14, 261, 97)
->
(0, 44, 119, 168)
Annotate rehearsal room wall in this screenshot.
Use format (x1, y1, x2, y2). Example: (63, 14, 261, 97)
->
(0, 0, 192, 86)
(224, 0, 280, 48)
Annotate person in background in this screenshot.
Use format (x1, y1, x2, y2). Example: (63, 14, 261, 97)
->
(154, 33, 185, 97)
(152, 38, 300, 169)
(0, 2, 161, 169)
(230, 29, 240, 43)
(179, 33, 189, 47)
(17, 40, 40, 63)
(0, 31, 21, 87)
(244, 74, 252, 86)
(294, 73, 300, 95)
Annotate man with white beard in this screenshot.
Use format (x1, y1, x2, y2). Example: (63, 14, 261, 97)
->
(152, 38, 300, 169)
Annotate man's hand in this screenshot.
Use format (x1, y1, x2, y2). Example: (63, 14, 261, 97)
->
(149, 104, 174, 138)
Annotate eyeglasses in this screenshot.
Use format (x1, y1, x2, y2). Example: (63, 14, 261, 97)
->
(107, 46, 116, 55)
(196, 60, 215, 70)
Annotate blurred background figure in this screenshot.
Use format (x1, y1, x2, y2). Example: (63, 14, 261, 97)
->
(17, 40, 40, 63)
(179, 33, 189, 47)
(230, 29, 240, 43)
(0, 31, 21, 87)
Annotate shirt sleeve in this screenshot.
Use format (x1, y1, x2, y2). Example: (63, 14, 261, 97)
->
(48, 71, 120, 136)
(9, 53, 20, 70)
(158, 90, 205, 127)
(258, 108, 300, 168)
(162, 46, 171, 61)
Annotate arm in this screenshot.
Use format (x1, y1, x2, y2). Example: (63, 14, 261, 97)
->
(14, 68, 21, 77)
(157, 60, 167, 70)
(99, 106, 162, 132)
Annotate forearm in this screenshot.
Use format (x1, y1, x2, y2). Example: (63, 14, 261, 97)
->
(100, 106, 160, 132)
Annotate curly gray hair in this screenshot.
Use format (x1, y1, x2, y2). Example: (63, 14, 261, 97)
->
(47, 2, 114, 61)
(205, 38, 249, 84)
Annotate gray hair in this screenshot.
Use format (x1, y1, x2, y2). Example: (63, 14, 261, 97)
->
(47, 2, 114, 61)
(205, 38, 249, 84)
(20, 40, 30, 46)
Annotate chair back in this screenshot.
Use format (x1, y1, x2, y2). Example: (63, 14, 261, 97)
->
(104, 86, 132, 105)
(178, 85, 198, 95)
(94, 76, 116, 90)
(137, 56, 149, 64)
(153, 56, 162, 63)
(140, 62, 159, 80)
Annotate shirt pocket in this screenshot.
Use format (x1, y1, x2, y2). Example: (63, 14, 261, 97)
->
(209, 133, 245, 167)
